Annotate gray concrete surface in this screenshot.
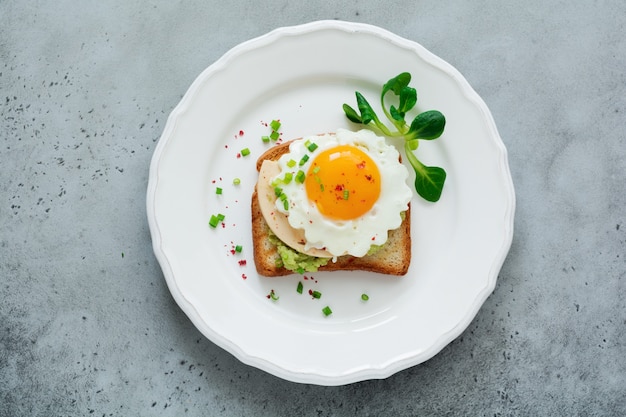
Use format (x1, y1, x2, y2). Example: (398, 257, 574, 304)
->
(1, 1, 625, 415)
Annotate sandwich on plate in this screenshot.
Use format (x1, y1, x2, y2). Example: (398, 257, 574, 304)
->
(251, 128, 413, 276)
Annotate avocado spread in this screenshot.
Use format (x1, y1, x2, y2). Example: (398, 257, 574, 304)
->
(267, 230, 387, 273)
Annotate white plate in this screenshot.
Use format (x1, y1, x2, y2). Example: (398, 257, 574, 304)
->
(147, 20, 515, 385)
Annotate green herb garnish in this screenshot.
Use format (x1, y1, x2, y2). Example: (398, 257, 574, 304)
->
(240, 148, 251, 157)
(322, 306, 333, 317)
(342, 72, 447, 202)
(208, 213, 225, 228)
(296, 281, 303, 294)
(361, 293, 369, 301)
(270, 119, 281, 131)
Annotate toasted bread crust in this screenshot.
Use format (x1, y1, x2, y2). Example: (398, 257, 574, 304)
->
(252, 139, 411, 277)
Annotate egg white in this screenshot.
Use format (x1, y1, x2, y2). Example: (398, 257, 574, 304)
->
(272, 128, 412, 258)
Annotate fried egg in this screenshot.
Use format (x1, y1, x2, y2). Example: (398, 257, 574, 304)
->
(271, 128, 412, 258)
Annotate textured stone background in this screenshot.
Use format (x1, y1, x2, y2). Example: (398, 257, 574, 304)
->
(1, 1, 624, 416)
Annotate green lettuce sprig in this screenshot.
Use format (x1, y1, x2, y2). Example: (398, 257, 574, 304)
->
(342, 72, 447, 202)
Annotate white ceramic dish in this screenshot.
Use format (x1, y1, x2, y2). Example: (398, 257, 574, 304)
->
(147, 20, 515, 385)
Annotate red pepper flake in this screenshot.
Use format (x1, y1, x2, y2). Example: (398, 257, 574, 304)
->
(371, 236, 376, 241)
(357, 161, 366, 169)
(236, 153, 241, 158)
(221, 222, 226, 228)
(225, 145, 229, 149)
(239, 130, 245, 136)
(241, 274, 247, 280)
(238, 259, 247, 266)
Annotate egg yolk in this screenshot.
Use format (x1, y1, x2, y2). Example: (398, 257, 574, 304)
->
(305, 145, 381, 220)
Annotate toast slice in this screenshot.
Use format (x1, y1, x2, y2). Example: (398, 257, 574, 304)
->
(251, 140, 411, 277)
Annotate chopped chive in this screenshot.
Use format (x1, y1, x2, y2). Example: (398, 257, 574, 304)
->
(215, 187, 223, 195)
(235, 245, 243, 253)
(287, 159, 296, 168)
(282, 199, 289, 210)
(241, 148, 251, 157)
(261, 135, 270, 143)
(311, 290, 322, 299)
(279, 193, 287, 202)
(269, 290, 279, 301)
(217, 213, 225, 221)
(270, 119, 281, 131)
(296, 281, 303, 294)
(283, 172, 293, 184)
(296, 266, 305, 274)
(307, 142, 318, 152)
(274, 186, 283, 197)
(299, 154, 309, 166)
(361, 293, 369, 301)
(209, 215, 220, 228)
(322, 306, 332, 316)
(233, 177, 241, 185)
(312, 166, 320, 174)
(295, 170, 305, 183)
(270, 131, 279, 141)
(343, 190, 349, 200)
